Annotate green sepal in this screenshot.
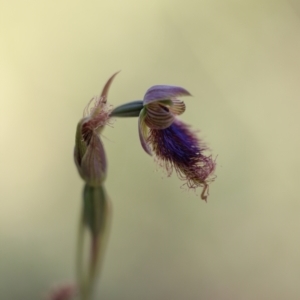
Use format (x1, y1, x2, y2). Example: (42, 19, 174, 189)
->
(110, 100, 143, 117)
(77, 184, 112, 299)
(83, 184, 110, 237)
(74, 120, 87, 166)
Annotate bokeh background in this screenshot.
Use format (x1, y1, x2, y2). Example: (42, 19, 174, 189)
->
(1, 1, 300, 299)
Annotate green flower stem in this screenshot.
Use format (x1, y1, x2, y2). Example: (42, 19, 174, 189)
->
(77, 184, 112, 300)
(110, 100, 143, 117)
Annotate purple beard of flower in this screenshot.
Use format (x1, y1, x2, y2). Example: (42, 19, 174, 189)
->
(147, 119, 216, 201)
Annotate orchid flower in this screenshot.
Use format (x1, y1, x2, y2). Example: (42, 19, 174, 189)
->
(111, 85, 216, 201)
(74, 72, 118, 186)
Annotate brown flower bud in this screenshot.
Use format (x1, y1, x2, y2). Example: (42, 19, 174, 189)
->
(74, 72, 119, 186)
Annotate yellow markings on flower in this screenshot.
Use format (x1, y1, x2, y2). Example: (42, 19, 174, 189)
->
(138, 108, 152, 155)
(144, 103, 174, 129)
(169, 99, 186, 115)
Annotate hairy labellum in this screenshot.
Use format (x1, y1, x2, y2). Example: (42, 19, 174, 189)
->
(147, 119, 216, 201)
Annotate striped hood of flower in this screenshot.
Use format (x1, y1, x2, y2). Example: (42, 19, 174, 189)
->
(139, 85, 216, 201)
(74, 72, 118, 186)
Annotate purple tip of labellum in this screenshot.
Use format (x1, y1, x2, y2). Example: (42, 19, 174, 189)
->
(147, 119, 216, 201)
(143, 85, 191, 105)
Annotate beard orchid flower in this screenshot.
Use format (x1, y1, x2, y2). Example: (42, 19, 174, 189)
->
(74, 72, 119, 186)
(111, 85, 216, 201)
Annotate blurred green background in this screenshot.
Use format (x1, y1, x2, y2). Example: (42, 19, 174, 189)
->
(1, 1, 300, 299)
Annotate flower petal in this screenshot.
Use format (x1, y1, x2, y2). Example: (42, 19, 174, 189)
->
(143, 85, 191, 105)
(91, 71, 120, 117)
(144, 103, 174, 129)
(74, 120, 88, 167)
(169, 99, 186, 115)
(100, 71, 120, 99)
(81, 133, 107, 186)
(138, 108, 152, 155)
